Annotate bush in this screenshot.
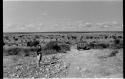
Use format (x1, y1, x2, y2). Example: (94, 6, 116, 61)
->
(114, 39, 123, 49)
(27, 40, 39, 47)
(3, 47, 37, 56)
(3, 41, 71, 56)
(109, 39, 123, 49)
(44, 41, 61, 52)
(44, 41, 70, 53)
(88, 41, 110, 49)
(98, 43, 109, 49)
(94, 43, 109, 49)
(59, 44, 70, 52)
(7, 48, 21, 55)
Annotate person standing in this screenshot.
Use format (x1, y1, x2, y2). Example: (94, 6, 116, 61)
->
(36, 45, 42, 67)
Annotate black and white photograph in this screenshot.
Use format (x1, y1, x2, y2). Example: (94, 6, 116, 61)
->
(3, 0, 123, 78)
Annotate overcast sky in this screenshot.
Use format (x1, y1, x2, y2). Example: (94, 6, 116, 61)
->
(3, 0, 123, 32)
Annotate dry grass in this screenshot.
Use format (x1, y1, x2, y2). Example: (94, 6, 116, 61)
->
(3, 53, 70, 78)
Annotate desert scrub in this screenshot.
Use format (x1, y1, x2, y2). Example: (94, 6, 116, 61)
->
(3, 41, 70, 57)
(27, 39, 39, 47)
(44, 41, 70, 53)
(3, 47, 38, 56)
(3, 54, 70, 78)
(44, 41, 61, 51)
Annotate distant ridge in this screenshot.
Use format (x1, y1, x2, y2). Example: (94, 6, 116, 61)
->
(3, 31, 123, 34)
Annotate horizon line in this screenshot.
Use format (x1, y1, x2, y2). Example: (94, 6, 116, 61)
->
(3, 0, 123, 2)
(3, 31, 123, 33)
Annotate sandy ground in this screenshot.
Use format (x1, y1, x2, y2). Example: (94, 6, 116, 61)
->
(62, 48, 123, 78)
(3, 48, 123, 78)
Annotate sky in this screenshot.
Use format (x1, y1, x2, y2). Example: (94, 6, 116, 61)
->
(3, 0, 123, 32)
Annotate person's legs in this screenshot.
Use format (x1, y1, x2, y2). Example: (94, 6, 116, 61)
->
(39, 53, 42, 65)
(37, 54, 41, 67)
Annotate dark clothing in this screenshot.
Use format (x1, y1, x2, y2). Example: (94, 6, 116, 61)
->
(36, 48, 42, 55)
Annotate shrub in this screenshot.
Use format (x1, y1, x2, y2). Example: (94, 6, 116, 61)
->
(3, 41, 70, 56)
(44, 41, 61, 52)
(89, 41, 109, 49)
(59, 44, 70, 52)
(3, 47, 21, 55)
(109, 39, 123, 49)
(27, 40, 39, 47)
(113, 38, 123, 49)
(99, 43, 109, 49)
(93, 43, 109, 49)
(3, 47, 37, 56)
(44, 41, 70, 53)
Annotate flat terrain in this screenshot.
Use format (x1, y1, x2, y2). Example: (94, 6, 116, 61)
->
(62, 48, 123, 78)
(3, 48, 123, 78)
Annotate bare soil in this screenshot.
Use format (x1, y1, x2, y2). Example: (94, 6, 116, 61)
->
(61, 48, 123, 78)
(3, 48, 123, 78)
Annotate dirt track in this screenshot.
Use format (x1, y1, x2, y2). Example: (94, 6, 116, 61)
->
(62, 48, 123, 78)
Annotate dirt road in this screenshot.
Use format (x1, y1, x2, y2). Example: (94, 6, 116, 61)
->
(62, 48, 123, 78)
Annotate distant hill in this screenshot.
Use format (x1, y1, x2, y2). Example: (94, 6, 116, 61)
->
(3, 31, 123, 35)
